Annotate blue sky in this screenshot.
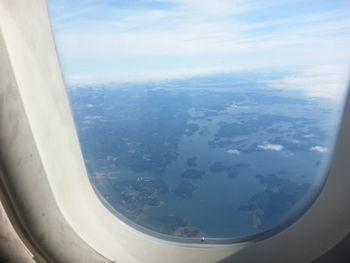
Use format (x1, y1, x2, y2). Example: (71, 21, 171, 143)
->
(47, 0, 350, 99)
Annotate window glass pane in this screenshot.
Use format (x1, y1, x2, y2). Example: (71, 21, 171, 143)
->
(47, 0, 350, 241)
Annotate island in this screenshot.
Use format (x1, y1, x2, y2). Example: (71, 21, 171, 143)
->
(181, 169, 205, 179)
(175, 181, 196, 199)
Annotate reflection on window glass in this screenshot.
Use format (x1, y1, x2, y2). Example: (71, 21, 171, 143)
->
(47, 0, 349, 240)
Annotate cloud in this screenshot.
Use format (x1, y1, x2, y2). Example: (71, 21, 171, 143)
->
(66, 66, 242, 85)
(227, 149, 240, 155)
(310, 146, 328, 153)
(47, 0, 350, 86)
(265, 65, 349, 101)
(258, 144, 284, 151)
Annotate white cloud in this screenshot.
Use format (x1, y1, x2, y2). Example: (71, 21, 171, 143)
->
(258, 144, 284, 151)
(304, 134, 315, 138)
(227, 149, 240, 155)
(47, 0, 350, 86)
(310, 146, 328, 153)
(66, 66, 242, 85)
(265, 65, 349, 101)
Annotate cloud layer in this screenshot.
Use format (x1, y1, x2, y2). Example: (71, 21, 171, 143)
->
(47, 0, 350, 97)
(258, 144, 284, 151)
(227, 149, 240, 155)
(310, 146, 328, 153)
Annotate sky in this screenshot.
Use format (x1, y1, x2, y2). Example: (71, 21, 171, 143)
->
(47, 0, 350, 100)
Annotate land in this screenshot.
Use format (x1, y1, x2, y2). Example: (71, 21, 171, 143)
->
(186, 157, 198, 168)
(239, 174, 311, 229)
(181, 169, 205, 179)
(114, 178, 169, 215)
(175, 181, 196, 199)
(210, 161, 249, 178)
(68, 72, 334, 238)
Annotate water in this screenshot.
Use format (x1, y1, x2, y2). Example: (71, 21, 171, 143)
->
(69, 72, 340, 239)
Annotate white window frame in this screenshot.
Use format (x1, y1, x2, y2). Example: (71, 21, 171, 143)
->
(1, 0, 350, 262)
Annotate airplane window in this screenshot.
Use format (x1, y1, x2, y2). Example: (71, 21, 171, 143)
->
(47, 0, 349, 241)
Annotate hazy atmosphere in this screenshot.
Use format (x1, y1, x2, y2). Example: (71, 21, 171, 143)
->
(48, 0, 350, 239)
(48, 0, 349, 99)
